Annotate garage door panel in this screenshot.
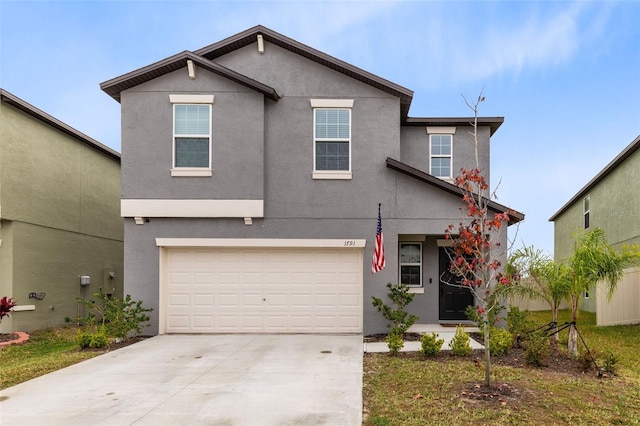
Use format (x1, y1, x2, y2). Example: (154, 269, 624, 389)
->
(165, 247, 362, 333)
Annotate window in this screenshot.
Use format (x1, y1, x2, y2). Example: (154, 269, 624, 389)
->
(170, 94, 214, 177)
(399, 242, 422, 287)
(584, 195, 590, 229)
(310, 99, 353, 179)
(430, 134, 452, 179)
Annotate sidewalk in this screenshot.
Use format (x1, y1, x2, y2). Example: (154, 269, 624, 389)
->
(363, 324, 484, 353)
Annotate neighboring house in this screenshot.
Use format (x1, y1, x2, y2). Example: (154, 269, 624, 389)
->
(550, 135, 640, 325)
(0, 89, 123, 333)
(101, 25, 523, 336)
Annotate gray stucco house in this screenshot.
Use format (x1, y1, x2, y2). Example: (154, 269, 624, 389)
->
(550, 134, 640, 323)
(101, 25, 523, 335)
(0, 89, 123, 333)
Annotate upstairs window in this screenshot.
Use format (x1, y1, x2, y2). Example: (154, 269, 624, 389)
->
(170, 94, 214, 177)
(430, 134, 452, 179)
(310, 99, 353, 180)
(399, 242, 422, 287)
(584, 195, 590, 229)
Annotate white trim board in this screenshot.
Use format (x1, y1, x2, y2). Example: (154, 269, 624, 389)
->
(156, 238, 367, 248)
(121, 199, 264, 218)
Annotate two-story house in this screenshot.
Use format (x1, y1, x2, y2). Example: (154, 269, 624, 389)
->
(0, 89, 123, 333)
(550, 135, 640, 325)
(101, 25, 523, 335)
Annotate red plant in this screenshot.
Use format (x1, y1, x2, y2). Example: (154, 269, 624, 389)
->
(0, 296, 17, 324)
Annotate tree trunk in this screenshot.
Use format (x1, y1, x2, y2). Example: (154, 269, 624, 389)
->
(483, 318, 491, 387)
(551, 304, 560, 342)
(568, 295, 579, 357)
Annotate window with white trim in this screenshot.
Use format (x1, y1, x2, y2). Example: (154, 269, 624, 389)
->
(314, 109, 350, 170)
(399, 242, 422, 287)
(170, 94, 214, 177)
(310, 99, 353, 180)
(584, 195, 590, 229)
(430, 134, 452, 179)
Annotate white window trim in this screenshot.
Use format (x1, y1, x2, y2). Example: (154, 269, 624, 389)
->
(170, 95, 214, 177)
(311, 99, 354, 180)
(399, 242, 423, 287)
(429, 133, 453, 180)
(584, 195, 590, 229)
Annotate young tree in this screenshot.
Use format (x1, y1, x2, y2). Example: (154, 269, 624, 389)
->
(505, 245, 571, 341)
(564, 228, 640, 356)
(443, 93, 514, 387)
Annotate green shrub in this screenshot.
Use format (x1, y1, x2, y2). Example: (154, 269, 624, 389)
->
(77, 289, 153, 341)
(76, 326, 109, 349)
(489, 327, 512, 356)
(420, 332, 444, 357)
(386, 330, 404, 356)
(506, 305, 535, 346)
(372, 283, 419, 336)
(449, 325, 472, 357)
(603, 351, 618, 375)
(523, 329, 550, 366)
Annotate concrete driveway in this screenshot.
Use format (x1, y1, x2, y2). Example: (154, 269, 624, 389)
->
(0, 334, 362, 426)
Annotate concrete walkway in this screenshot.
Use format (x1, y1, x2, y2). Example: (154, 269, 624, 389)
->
(0, 334, 362, 426)
(364, 324, 484, 353)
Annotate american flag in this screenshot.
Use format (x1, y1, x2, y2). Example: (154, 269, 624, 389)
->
(371, 204, 385, 273)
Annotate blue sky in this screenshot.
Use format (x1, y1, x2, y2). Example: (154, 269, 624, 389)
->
(1, 0, 639, 256)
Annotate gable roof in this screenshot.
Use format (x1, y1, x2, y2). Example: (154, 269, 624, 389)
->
(100, 50, 280, 102)
(386, 157, 524, 225)
(194, 25, 415, 121)
(0, 89, 120, 161)
(549, 134, 640, 222)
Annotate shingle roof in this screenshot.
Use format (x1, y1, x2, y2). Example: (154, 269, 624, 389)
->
(549, 134, 640, 221)
(0, 88, 120, 161)
(386, 157, 524, 225)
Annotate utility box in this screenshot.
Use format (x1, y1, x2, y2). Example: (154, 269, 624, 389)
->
(80, 275, 91, 286)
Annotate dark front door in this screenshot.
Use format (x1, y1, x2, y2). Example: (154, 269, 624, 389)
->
(438, 247, 474, 321)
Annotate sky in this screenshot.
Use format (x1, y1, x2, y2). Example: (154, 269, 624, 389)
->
(1, 0, 639, 257)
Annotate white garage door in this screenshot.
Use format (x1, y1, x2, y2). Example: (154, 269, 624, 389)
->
(163, 247, 363, 333)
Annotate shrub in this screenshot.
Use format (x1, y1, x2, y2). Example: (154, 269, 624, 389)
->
(0, 296, 17, 325)
(523, 329, 550, 366)
(77, 289, 153, 341)
(76, 326, 109, 349)
(489, 327, 512, 356)
(603, 351, 618, 375)
(386, 330, 404, 356)
(372, 283, 419, 336)
(449, 325, 472, 357)
(420, 332, 444, 357)
(506, 305, 535, 347)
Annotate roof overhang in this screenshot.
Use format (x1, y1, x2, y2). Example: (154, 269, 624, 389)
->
(0, 88, 120, 161)
(195, 25, 415, 121)
(386, 157, 524, 225)
(404, 117, 504, 136)
(549, 134, 640, 221)
(100, 51, 280, 103)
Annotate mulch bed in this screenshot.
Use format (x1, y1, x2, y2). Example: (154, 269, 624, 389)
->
(0, 333, 19, 343)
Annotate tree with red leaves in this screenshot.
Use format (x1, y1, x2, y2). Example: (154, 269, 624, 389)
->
(443, 93, 514, 387)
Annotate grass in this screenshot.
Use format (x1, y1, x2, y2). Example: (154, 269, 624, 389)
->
(364, 309, 640, 425)
(0, 326, 102, 389)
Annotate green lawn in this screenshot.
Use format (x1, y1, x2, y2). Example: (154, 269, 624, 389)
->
(0, 326, 102, 389)
(364, 310, 640, 425)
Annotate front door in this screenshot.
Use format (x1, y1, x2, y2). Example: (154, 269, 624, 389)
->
(438, 247, 474, 321)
